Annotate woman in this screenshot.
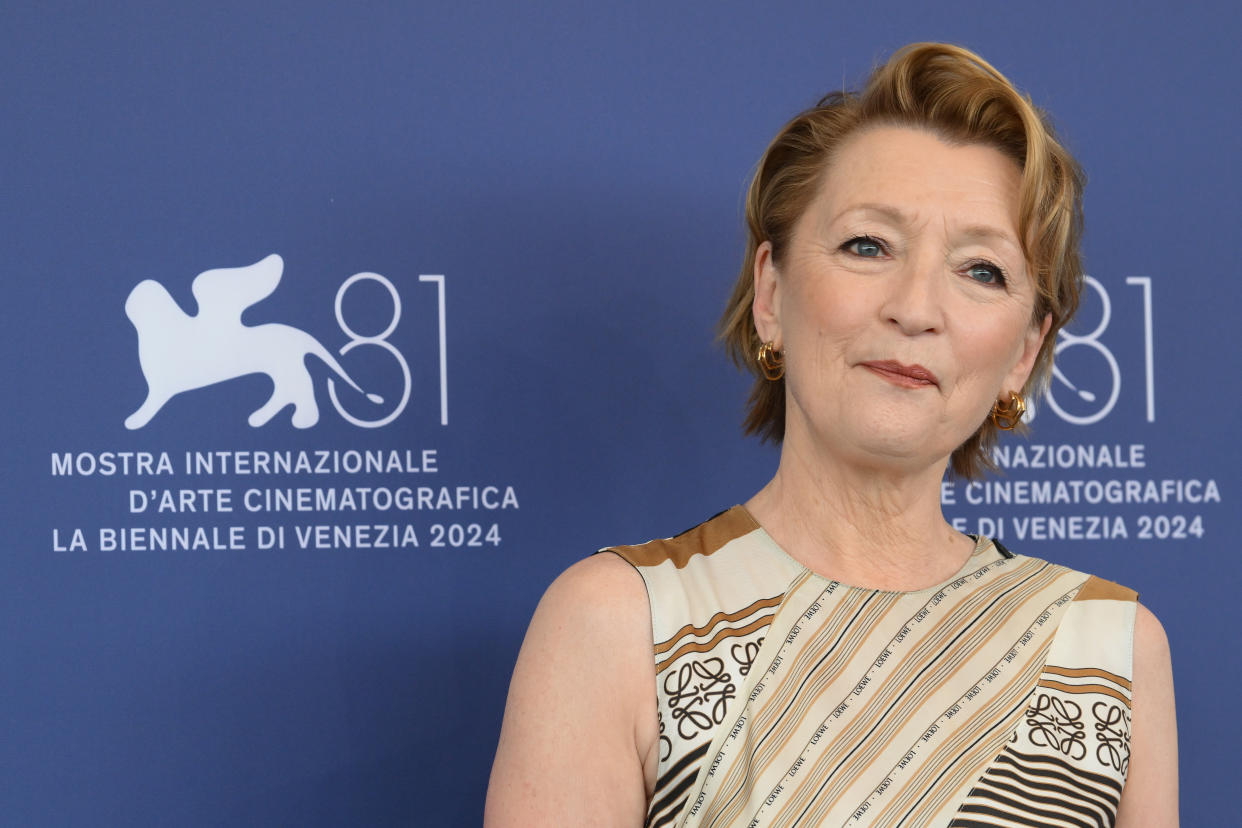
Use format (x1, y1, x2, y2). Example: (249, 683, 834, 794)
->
(486, 43, 1176, 827)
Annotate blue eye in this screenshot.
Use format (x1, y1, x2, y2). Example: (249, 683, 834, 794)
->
(967, 262, 1006, 286)
(845, 236, 884, 257)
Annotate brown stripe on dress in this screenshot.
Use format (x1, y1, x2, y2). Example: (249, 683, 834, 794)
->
(947, 746, 1124, 826)
(1042, 664, 1131, 690)
(1036, 678, 1132, 706)
(1073, 575, 1138, 603)
(654, 594, 786, 654)
(656, 614, 778, 675)
(608, 505, 758, 569)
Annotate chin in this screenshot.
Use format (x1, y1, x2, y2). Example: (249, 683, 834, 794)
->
(834, 433, 937, 469)
(838, 420, 960, 470)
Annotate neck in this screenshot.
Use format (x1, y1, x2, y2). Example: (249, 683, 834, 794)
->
(746, 434, 971, 591)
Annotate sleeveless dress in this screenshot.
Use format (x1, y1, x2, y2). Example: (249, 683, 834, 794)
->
(604, 506, 1136, 828)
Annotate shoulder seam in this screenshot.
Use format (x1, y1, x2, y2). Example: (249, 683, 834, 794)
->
(605, 506, 757, 569)
(1074, 575, 1139, 603)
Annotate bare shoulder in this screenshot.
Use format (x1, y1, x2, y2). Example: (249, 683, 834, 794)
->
(484, 553, 657, 827)
(520, 554, 654, 677)
(543, 550, 651, 617)
(1116, 602, 1178, 827)
(1133, 603, 1172, 666)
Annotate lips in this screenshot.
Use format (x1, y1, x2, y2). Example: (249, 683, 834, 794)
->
(860, 360, 939, 388)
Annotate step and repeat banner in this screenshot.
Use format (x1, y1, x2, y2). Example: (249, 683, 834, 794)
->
(3, 2, 1236, 824)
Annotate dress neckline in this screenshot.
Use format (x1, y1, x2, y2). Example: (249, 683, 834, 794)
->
(729, 504, 1003, 596)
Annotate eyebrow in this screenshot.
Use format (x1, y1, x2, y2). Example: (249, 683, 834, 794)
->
(833, 203, 1021, 250)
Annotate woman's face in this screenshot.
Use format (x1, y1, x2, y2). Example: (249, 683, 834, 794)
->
(753, 126, 1049, 474)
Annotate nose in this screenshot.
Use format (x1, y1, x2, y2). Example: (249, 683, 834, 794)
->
(879, 253, 944, 335)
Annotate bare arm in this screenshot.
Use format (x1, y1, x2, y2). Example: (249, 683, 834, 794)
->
(484, 553, 658, 827)
(1115, 603, 1178, 827)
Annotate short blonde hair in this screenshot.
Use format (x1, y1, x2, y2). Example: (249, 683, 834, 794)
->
(718, 42, 1085, 479)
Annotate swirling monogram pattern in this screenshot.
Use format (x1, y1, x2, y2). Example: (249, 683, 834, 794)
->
(1025, 693, 1086, 760)
(730, 638, 763, 676)
(664, 657, 736, 739)
(656, 709, 673, 761)
(1092, 700, 1131, 773)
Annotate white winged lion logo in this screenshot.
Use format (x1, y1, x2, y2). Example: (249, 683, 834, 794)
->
(124, 254, 382, 429)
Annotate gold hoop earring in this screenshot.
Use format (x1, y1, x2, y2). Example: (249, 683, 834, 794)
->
(991, 391, 1026, 430)
(757, 341, 784, 381)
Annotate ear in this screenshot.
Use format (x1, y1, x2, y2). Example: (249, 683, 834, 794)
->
(752, 241, 783, 346)
(1002, 313, 1053, 395)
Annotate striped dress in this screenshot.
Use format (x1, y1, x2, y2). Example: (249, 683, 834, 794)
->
(605, 506, 1135, 828)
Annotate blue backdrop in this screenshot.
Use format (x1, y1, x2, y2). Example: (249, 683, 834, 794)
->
(3, 2, 1235, 824)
